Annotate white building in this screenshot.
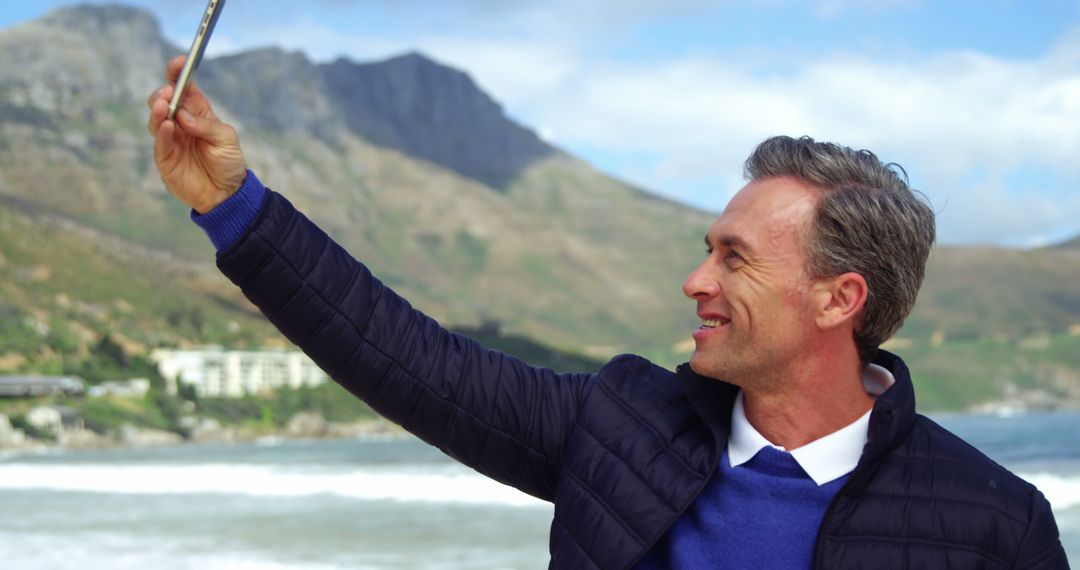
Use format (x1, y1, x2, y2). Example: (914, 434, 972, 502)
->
(150, 348, 329, 398)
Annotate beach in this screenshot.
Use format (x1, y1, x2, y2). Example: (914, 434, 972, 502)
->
(0, 412, 1076, 569)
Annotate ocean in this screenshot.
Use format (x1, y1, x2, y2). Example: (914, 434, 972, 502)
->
(0, 412, 1076, 569)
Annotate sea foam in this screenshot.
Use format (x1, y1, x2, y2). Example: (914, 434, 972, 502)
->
(1019, 472, 1080, 511)
(1, 462, 1072, 512)
(0, 463, 547, 507)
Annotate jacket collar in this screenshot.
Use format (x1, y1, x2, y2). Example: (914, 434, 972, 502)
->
(847, 349, 917, 491)
(677, 363, 739, 457)
(676, 349, 918, 487)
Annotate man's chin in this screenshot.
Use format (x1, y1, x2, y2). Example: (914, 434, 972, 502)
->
(690, 352, 751, 384)
(688, 354, 722, 380)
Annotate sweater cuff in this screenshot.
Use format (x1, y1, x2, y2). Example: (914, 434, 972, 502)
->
(190, 169, 267, 251)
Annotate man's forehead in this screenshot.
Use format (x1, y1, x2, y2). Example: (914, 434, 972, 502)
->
(708, 177, 819, 252)
(725, 176, 819, 217)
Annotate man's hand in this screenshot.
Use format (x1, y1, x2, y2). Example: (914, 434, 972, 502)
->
(147, 55, 247, 214)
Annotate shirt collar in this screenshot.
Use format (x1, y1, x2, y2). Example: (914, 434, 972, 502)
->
(727, 363, 896, 486)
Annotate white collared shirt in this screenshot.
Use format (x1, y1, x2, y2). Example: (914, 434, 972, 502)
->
(727, 364, 896, 486)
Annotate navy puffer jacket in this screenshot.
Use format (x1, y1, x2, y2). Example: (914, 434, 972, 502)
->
(217, 190, 1069, 569)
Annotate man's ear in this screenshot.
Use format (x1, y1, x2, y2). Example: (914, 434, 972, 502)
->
(815, 272, 868, 330)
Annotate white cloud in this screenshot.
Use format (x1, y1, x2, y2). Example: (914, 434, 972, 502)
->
(485, 47, 1080, 245)
(533, 51, 1080, 173)
(934, 180, 1080, 246)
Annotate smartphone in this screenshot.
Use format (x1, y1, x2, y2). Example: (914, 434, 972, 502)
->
(167, 0, 227, 120)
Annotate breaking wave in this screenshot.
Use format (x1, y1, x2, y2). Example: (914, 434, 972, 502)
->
(0, 462, 547, 507)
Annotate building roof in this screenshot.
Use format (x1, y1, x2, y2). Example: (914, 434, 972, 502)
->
(0, 376, 86, 396)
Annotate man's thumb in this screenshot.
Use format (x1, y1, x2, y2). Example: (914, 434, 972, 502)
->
(177, 108, 233, 146)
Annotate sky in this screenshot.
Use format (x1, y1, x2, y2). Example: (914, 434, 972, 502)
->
(3, 1, 1080, 247)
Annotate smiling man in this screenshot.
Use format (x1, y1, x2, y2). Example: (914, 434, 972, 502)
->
(149, 55, 1068, 569)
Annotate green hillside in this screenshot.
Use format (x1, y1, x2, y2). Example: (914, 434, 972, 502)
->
(901, 246, 1080, 341)
(0, 200, 277, 375)
(894, 333, 1080, 412)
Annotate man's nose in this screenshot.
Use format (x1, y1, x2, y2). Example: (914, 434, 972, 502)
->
(683, 262, 720, 300)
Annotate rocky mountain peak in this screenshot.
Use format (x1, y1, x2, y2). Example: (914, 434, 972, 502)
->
(223, 46, 307, 66)
(198, 47, 335, 134)
(0, 5, 173, 117)
(376, 50, 443, 69)
(1051, 234, 1080, 250)
(40, 4, 162, 40)
(2, 4, 555, 190)
(332, 50, 501, 117)
(321, 51, 556, 189)
(201, 45, 557, 190)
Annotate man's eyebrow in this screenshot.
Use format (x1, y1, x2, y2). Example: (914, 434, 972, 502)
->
(704, 234, 755, 255)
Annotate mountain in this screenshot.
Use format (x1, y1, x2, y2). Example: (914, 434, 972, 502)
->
(0, 5, 190, 251)
(199, 49, 557, 190)
(1050, 234, 1080, 250)
(0, 5, 1078, 411)
(0, 5, 710, 363)
(903, 245, 1080, 341)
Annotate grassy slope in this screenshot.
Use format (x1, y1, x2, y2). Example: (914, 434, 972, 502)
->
(890, 245, 1080, 409)
(896, 333, 1080, 412)
(902, 246, 1080, 341)
(0, 199, 611, 436)
(0, 201, 278, 369)
(236, 131, 712, 362)
(0, 191, 609, 375)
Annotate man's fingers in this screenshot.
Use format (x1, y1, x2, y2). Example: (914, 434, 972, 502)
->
(178, 81, 215, 117)
(167, 55, 187, 83)
(152, 85, 174, 106)
(154, 119, 176, 164)
(171, 79, 214, 118)
(176, 108, 235, 147)
(147, 85, 169, 110)
(148, 97, 169, 136)
(162, 55, 222, 120)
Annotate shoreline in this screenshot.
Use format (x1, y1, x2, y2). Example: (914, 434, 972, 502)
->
(7, 407, 1080, 455)
(0, 413, 407, 454)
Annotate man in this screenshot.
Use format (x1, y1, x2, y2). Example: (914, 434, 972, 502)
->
(147, 55, 1068, 568)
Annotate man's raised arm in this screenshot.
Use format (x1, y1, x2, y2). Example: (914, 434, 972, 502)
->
(147, 56, 595, 500)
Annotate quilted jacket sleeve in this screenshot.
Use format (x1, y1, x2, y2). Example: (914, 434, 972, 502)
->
(1014, 490, 1070, 569)
(215, 190, 595, 501)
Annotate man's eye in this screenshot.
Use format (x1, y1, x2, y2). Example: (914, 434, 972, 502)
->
(724, 251, 743, 265)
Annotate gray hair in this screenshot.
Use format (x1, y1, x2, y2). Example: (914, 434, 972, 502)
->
(744, 135, 936, 365)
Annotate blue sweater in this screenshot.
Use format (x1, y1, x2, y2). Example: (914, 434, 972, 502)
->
(637, 447, 848, 568)
(190, 170, 267, 251)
